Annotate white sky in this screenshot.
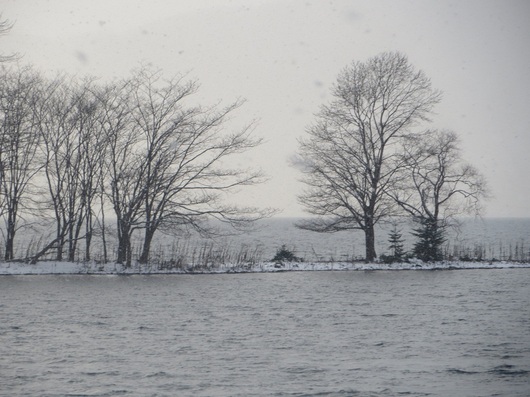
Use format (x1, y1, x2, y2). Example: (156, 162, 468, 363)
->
(2, 0, 529, 218)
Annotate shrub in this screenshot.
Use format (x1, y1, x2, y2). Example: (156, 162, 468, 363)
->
(272, 245, 302, 262)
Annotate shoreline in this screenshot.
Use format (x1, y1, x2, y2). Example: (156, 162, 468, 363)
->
(1, 260, 530, 276)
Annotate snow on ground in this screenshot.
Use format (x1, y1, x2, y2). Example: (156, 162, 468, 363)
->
(1, 260, 529, 275)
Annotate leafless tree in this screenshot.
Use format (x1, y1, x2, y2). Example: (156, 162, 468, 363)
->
(59, 79, 107, 261)
(102, 68, 270, 266)
(33, 78, 70, 260)
(390, 130, 488, 260)
(29, 77, 112, 263)
(0, 66, 42, 260)
(96, 78, 142, 266)
(33, 76, 95, 261)
(296, 52, 441, 261)
(0, 64, 270, 265)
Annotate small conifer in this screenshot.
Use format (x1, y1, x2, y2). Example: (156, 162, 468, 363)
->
(388, 225, 405, 262)
(412, 218, 445, 261)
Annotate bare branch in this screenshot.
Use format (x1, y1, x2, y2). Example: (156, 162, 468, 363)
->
(0, 15, 20, 62)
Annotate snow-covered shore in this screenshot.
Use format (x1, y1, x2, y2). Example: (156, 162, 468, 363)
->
(1, 260, 529, 275)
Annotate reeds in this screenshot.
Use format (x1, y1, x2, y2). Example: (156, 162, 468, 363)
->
(443, 239, 529, 262)
(134, 240, 267, 271)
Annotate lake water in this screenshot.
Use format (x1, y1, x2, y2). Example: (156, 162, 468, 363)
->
(1, 270, 529, 396)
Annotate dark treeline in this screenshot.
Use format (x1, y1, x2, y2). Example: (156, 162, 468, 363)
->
(0, 65, 271, 266)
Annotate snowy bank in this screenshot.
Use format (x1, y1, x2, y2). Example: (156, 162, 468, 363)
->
(1, 260, 529, 275)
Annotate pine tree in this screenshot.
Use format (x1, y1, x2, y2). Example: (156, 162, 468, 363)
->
(412, 218, 446, 261)
(388, 225, 405, 262)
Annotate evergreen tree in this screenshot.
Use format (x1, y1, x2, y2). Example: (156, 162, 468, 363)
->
(412, 218, 446, 261)
(388, 225, 405, 262)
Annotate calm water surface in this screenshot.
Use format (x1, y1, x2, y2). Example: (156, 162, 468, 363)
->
(1, 270, 529, 396)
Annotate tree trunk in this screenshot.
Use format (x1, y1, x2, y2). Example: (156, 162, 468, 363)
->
(4, 213, 15, 261)
(85, 226, 92, 262)
(139, 227, 156, 264)
(56, 221, 63, 261)
(126, 239, 132, 268)
(116, 233, 128, 265)
(68, 222, 76, 262)
(116, 222, 132, 266)
(364, 224, 377, 262)
(4, 230, 14, 261)
(69, 214, 85, 262)
(5, 234, 14, 261)
(100, 194, 107, 263)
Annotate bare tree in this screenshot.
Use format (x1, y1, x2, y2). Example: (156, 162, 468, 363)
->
(0, 66, 42, 260)
(296, 52, 441, 261)
(33, 76, 92, 261)
(28, 76, 108, 264)
(0, 64, 270, 265)
(62, 79, 107, 261)
(391, 130, 488, 260)
(102, 68, 269, 266)
(95, 79, 139, 266)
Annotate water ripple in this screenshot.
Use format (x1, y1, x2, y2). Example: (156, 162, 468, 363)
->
(1, 270, 529, 396)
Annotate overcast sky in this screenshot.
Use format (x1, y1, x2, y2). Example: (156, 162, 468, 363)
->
(2, 0, 529, 218)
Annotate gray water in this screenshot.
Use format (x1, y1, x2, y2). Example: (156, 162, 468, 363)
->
(1, 270, 529, 396)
